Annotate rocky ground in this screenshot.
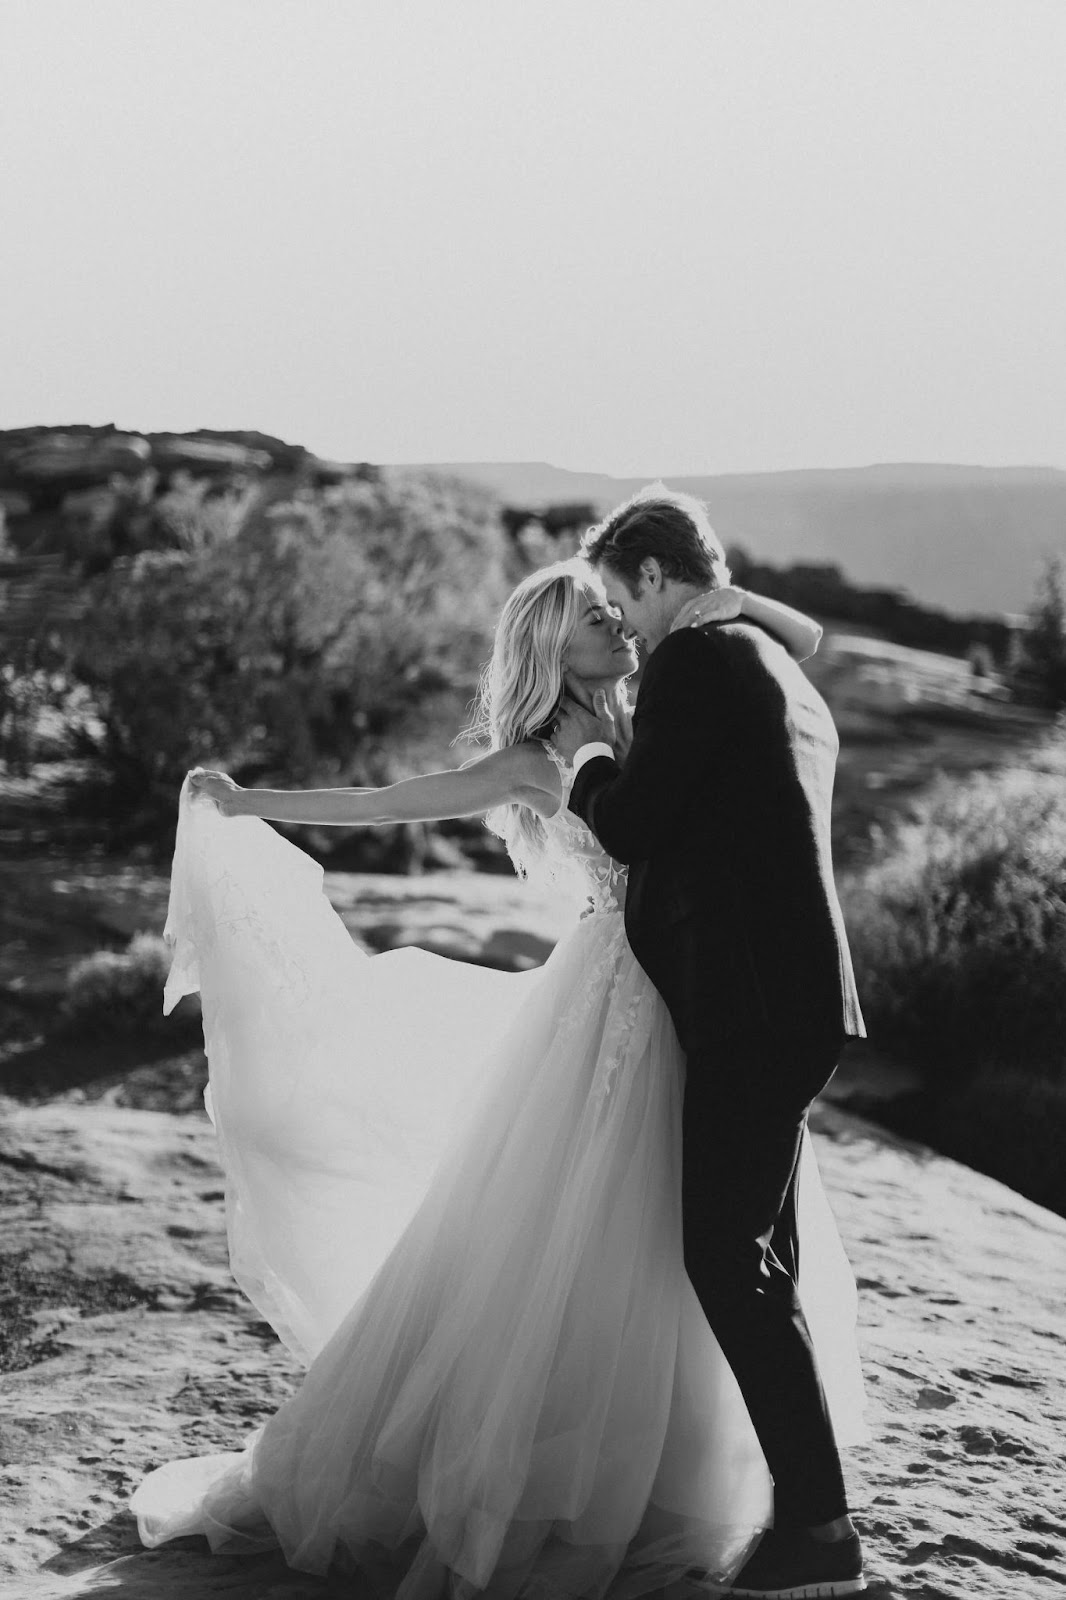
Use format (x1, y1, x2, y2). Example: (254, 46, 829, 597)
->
(1, 870, 1065, 1599)
(2, 1086, 1064, 1599)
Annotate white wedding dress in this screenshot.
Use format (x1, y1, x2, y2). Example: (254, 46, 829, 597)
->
(131, 760, 866, 1599)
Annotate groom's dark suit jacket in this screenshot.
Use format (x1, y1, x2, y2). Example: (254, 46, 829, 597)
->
(568, 620, 865, 1057)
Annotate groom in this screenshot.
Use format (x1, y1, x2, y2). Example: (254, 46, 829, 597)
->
(554, 486, 867, 1599)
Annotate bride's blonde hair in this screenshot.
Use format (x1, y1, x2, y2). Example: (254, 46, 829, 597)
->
(466, 557, 590, 879)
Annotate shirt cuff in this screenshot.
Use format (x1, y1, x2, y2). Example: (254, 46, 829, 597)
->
(572, 741, 615, 776)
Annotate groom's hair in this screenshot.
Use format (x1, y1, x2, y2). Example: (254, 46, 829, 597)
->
(580, 483, 731, 595)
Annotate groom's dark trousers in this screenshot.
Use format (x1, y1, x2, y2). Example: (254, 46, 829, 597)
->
(568, 618, 866, 1529)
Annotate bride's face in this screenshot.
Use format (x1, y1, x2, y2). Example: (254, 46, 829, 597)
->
(562, 582, 639, 686)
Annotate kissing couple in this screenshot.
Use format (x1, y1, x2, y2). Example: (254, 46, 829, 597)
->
(132, 484, 868, 1599)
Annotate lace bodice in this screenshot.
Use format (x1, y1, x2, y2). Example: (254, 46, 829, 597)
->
(540, 743, 627, 915)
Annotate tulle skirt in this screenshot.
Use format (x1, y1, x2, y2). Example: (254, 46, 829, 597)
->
(131, 787, 866, 1599)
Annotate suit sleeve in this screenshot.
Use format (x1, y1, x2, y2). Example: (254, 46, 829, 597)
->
(568, 629, 736, 865)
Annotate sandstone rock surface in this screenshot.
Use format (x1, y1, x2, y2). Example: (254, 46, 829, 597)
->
(1, 1091, 1064, 1599)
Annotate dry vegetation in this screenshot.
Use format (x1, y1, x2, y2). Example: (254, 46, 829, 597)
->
(839, 721, 1066, 1214)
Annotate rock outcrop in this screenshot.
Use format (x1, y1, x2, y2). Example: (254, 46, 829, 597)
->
(0, 426, 370, 497)
(0, 426, 380, 566)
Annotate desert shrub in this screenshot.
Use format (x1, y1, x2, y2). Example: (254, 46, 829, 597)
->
(66, 470, 510, 825)
(0, 531, 94, 768)
(840, 725, 1066, 1210)
(942, 1070, 1066, 1215)
(0, 665, 96, 768)
(62, 932, 178, 1037)
(841, 726, 1066, 1081)
(1024, 557, 1066, 709)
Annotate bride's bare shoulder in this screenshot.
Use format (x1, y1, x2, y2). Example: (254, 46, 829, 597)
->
(502, 740, 564, 818)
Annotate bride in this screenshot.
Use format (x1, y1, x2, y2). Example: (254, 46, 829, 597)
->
(131, 559, 865, 1598)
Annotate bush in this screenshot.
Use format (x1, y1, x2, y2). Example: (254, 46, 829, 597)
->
(840, 725, 1066, 1211)
(62, 932, 179, 1037)
(66, 470, 511, 824)
(1024, 557, 1066, 709)
(943, 1070, 1066, 1216)
(842, 729, 1066, 1080)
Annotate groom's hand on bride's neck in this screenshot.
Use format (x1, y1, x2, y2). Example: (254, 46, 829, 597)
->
(553, 694, 613, 762)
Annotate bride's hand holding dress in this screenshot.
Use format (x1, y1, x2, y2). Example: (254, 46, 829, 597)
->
(186, 768, 243, 814)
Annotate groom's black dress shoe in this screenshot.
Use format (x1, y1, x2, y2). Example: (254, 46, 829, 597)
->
(711, 1527, 865, 1597)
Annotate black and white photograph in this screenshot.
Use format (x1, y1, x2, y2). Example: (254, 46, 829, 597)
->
(1, 3, 1065, 1597)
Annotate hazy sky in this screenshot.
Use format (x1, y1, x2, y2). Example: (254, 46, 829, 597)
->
(2, 1, 1064, 476)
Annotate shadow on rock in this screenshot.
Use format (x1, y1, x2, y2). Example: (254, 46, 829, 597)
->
(0, 1025, 205, 1109)
(40, 1509, 142, 1578)
(42, 1511, 353, 1596)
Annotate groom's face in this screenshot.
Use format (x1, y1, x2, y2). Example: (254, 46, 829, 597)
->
(598, 565, 664, 652)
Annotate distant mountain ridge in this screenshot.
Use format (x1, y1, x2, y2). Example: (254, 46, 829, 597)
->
(412, 461, 1066, 616)
(4, 429, 1063, 616)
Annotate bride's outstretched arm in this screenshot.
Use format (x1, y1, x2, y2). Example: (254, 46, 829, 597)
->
(189, 743, 557, 825)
